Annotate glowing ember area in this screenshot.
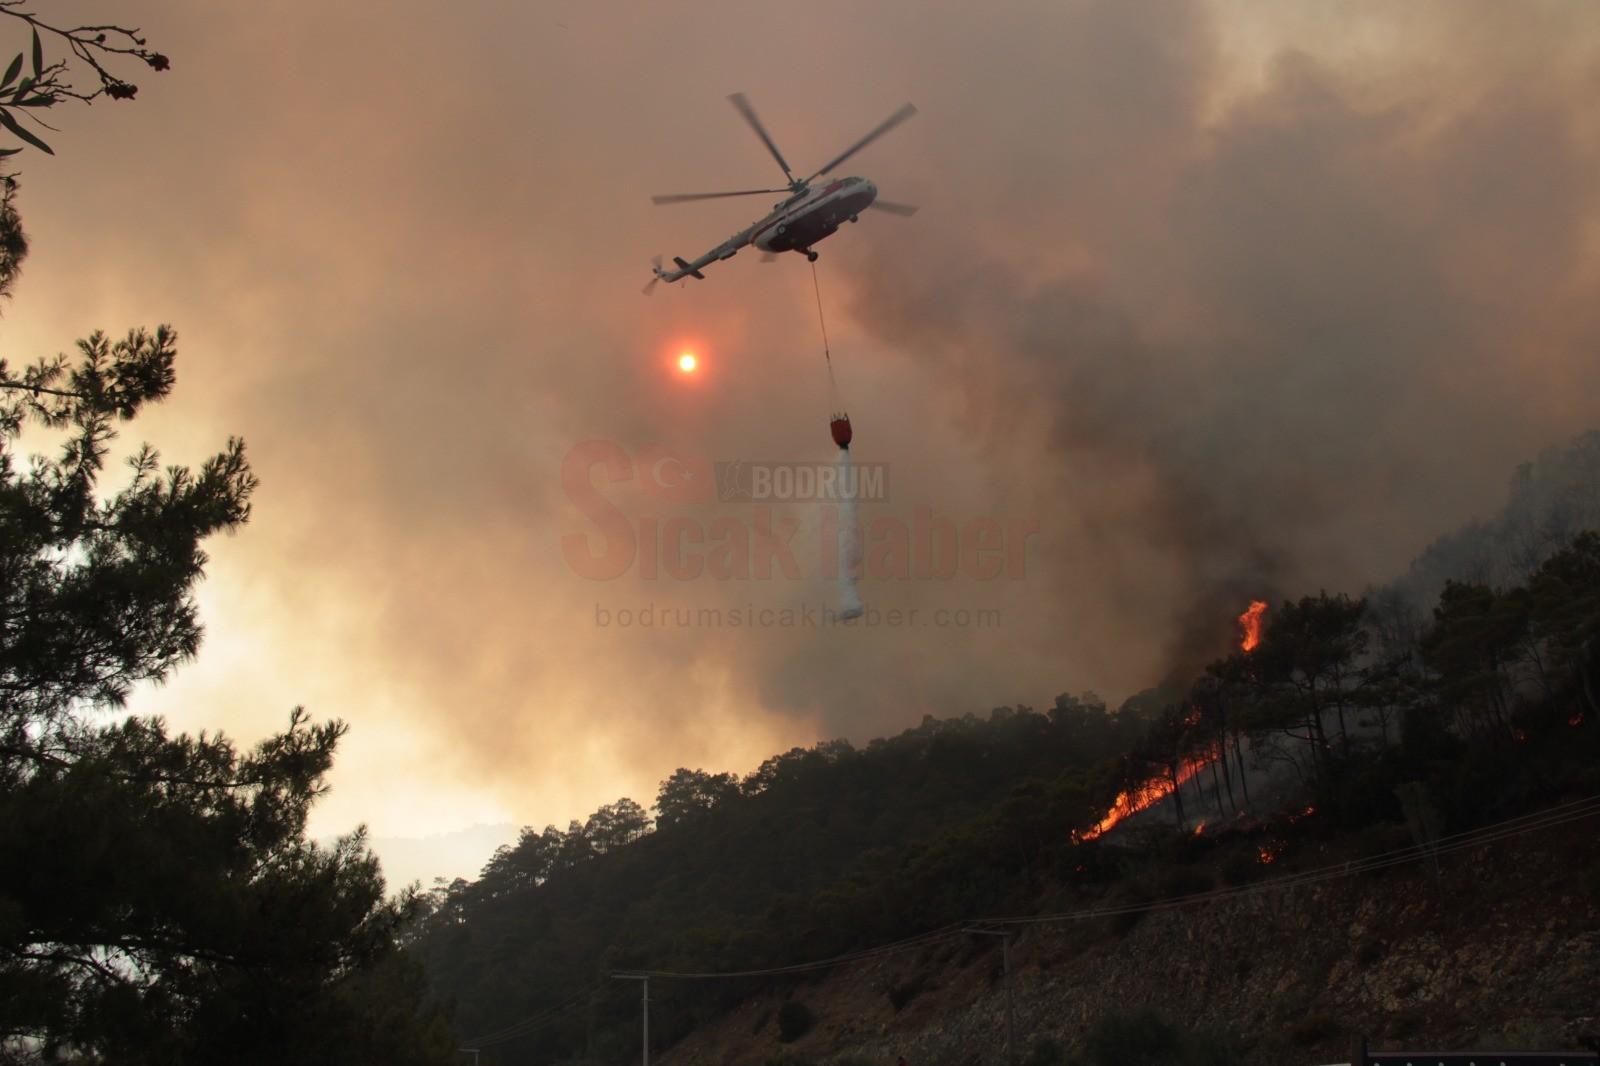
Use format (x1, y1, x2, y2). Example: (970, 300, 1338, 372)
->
(1076, 752, 1216, 841)
(1193, 820, 1207, 836)
(1571, 713, 1585, 727)
(1258, 844, 1278, 864)
(1238, 600, 1268, 652)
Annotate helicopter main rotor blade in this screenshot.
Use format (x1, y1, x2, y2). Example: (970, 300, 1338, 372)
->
(728, 93, 797, 186)
(651, 187, 790, 205)
(804, 102, 918, 183)
(868, 199, 919, 217)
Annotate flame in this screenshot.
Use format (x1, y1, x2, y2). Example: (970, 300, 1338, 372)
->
(1193, 820, 1207, 836)
(1076, 750, 1216, 841)
(1238, 600, 1268, 652)
(1570, 713, 1585, 727)
(1257, 843, 1278, 864)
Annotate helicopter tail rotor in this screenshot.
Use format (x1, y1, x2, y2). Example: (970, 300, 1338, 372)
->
(642, 255, 666, 295)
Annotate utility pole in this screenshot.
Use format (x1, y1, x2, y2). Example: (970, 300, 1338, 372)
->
(612, 972, 650, 1066)
(964, 928, 1017, 1066)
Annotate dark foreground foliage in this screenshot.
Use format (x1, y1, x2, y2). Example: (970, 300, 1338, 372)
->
(0, 170, 455, 1061)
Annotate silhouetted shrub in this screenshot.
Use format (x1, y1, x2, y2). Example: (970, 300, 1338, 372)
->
(1221, 849, 1265, 887)
(1288, 1013, 1341, 1046)
(888, 973, 928, 1012)
(1083, 1009, 1183, 1066)
(777, 1000, 815, 1043)
(1105, 882, 1154, 936)
(1386, 1007, 1424, 1039)
(1083, 1009, 1240, 1066)
(1023, 1035, 1067, 1066)
(1158, 865, 1211, 898)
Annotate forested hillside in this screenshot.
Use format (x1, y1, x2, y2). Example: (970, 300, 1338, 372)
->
(416, 436, 1600, 1064)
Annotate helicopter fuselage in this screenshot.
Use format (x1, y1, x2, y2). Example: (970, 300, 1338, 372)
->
(749, 176, 878, 254)
(645, 94, 915, 290)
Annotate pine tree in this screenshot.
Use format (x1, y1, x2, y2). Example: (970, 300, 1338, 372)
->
(0, 19, 455, 1063)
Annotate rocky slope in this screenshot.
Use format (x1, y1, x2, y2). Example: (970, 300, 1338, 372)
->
(659, 818, 1600, 1066)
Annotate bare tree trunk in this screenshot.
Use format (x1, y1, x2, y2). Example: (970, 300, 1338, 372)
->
(1169, 759, 1187, 831)
(1190, 751, 1208, 812)
(1208, 743, 1227, 816)
(1299, 676, 1332, 783)
(1306, 707, 1328, 784)
(1217, 735, 1237, 813)
(1580, 639, 1598, 717)
(1233, 732, 1252, 809)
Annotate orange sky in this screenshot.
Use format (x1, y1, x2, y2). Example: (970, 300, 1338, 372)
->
(6, 1, 1600, 885)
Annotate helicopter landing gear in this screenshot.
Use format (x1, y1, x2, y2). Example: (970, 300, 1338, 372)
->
(805, 249, 819, 262)
(849, 214, 859, 223)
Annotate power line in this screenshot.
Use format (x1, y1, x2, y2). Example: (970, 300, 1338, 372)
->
(634, 794, 1600, 975)
(980, 793, 1600, 927)
(462, 981, 603, 1049)
(454, 794, 1600, 1045)
(628, 922, 968, 980)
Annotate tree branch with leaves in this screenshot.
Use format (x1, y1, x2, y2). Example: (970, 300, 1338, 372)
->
(0, 2, 169, 156)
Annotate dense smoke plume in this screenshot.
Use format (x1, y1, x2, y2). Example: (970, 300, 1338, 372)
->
(841, 0, 1600, 683)
(6, 0, 1597, 847)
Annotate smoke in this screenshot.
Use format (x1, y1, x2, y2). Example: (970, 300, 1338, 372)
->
(11, 0, 1598, 841)
(837, 3, 1600, 683)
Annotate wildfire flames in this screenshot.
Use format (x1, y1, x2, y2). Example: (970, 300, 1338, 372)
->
(1076, 751, 1216, 841)
(1238, 600, 1268, 652)
(1074, 600, 1274, 844)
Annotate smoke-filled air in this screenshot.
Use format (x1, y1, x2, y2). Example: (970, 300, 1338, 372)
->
(4, 1, 1600, 1061)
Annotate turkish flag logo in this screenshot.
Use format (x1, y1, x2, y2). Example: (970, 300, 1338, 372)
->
(635, 444, 714, 504)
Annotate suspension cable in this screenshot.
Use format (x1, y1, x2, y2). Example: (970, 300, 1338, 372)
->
(810, 258, 839, 399)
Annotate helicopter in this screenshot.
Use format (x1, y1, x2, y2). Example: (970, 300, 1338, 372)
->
(644, 93, 919, 293)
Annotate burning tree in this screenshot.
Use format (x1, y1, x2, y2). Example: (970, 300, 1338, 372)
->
(1238, 600, 1268, 652)
(1246, 592, 1372, 783)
